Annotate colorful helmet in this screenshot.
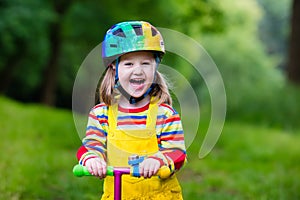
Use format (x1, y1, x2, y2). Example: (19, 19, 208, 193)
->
(102, 21, 165, 67)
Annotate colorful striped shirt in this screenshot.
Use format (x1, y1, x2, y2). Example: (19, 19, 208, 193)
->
(77, 102, 186, 172)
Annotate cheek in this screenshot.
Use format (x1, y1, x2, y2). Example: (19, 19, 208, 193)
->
(118, 73, 128, 83)
(146, 68, 155, 82)
(147, 74, 155, 84)
(118, 72, 133, 87)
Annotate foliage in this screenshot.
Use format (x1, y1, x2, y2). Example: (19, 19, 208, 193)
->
(0, 0, 54, 100)
(192, 0, 300, 129)
(156, 0, 226, 34)
(1, 96, 300, 199)
(0, 0, 299, 128)
(257, 0, 292, 68)
(0, 0, 228, 107)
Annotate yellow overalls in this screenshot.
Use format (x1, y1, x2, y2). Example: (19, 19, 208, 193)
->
(101, 101, 183, 200)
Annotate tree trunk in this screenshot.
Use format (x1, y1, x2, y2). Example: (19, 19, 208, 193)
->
(40, 22, 61, 106)
(40, 1, 71, 106)
(287, 0, 300, 84)
(0, 50, 22, 93)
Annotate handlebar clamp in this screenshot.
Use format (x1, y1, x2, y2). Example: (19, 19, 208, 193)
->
(128, 155, 145, 177)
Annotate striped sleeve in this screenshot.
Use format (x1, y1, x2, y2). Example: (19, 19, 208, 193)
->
(78, 104, 108, 165)
(151, 104, 187, 172)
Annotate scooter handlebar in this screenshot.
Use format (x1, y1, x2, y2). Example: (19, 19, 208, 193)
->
(72, 164, 171, 179)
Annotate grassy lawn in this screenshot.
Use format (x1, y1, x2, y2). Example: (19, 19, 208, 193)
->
(0, 96, 100, 199)
(180, 122, 300, 199)
(1, 96, 299, 199)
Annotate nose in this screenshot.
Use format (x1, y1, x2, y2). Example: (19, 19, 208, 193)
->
(132, 64, 143, 75)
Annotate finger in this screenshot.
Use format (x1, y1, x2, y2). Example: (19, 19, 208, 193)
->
(147, 166, 155, 178)
(100, 161, 107, 179)
(144, 169, 150, 178)
(146, 165, 154, 178)
(139, 162, 145, 177)
(90, 161, 98, 176)
(140, 166, 149, 178)
(150, 165, 159, 177)
(86, 163, 93, 175)
(143, 164, 151, 178)
(152, 163, 160, 175)
(147, 170, 153, 178)
(96, 162, 103, 177)
(147, 161, 158, 177)
(96, 160, 106, 178)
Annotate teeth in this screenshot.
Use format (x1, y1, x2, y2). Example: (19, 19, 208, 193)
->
(130, 79, 145, 84)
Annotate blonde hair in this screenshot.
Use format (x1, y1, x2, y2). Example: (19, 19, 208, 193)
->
(96, 66, 172, 106)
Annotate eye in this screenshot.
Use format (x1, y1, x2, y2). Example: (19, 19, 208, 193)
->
(124, 62, 133, 66)
(142, 61, 151, 65)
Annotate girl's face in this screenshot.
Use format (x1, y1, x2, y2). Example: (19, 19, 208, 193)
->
(117, 51, 156, 98)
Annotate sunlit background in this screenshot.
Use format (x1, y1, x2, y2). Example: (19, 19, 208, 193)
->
(1, 0, 299, 199)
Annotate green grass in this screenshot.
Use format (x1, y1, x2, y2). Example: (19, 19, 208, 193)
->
(180, 122, 300, 199)
(0, 96, 101, 199)
(1, 96, 300, 199)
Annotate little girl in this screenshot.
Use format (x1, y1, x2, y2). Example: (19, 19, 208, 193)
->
(77, 21, 186, 199)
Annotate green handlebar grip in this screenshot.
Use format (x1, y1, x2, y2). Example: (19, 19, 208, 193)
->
(107, 166, 114, 176)
(73, 164, 114, 177)
(73, 164, 91, 177)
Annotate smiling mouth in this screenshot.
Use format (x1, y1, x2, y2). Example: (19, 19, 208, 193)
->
(129, 79, 145, 85)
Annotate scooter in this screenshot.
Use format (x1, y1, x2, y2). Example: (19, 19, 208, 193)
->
(73, 155, 171, 200)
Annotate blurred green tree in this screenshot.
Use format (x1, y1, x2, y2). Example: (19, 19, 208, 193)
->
(194, 0, 287, 125)
(257, 0, 291, 70)
(0, 0, 54, 100)
(0, 0, 292, 111)
(0, 0, 228, 107)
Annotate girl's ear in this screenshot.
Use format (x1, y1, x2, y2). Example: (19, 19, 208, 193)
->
(109, 64, 116, 70)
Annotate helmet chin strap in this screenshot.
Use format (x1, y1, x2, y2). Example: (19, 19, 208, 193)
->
(114, 54, 160, 104)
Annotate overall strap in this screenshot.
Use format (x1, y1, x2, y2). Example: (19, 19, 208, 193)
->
(107, 103, 118, 132)
(146, 101, 158, 129)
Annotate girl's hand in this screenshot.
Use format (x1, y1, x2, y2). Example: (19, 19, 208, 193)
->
(85, 157, 107, 179)
(139, 158, 161, 178)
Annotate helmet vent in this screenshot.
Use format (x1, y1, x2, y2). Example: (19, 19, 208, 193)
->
(151, 27, 158, 36)
(113, 28, 126, 37)
(132, 24, 143, 36)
